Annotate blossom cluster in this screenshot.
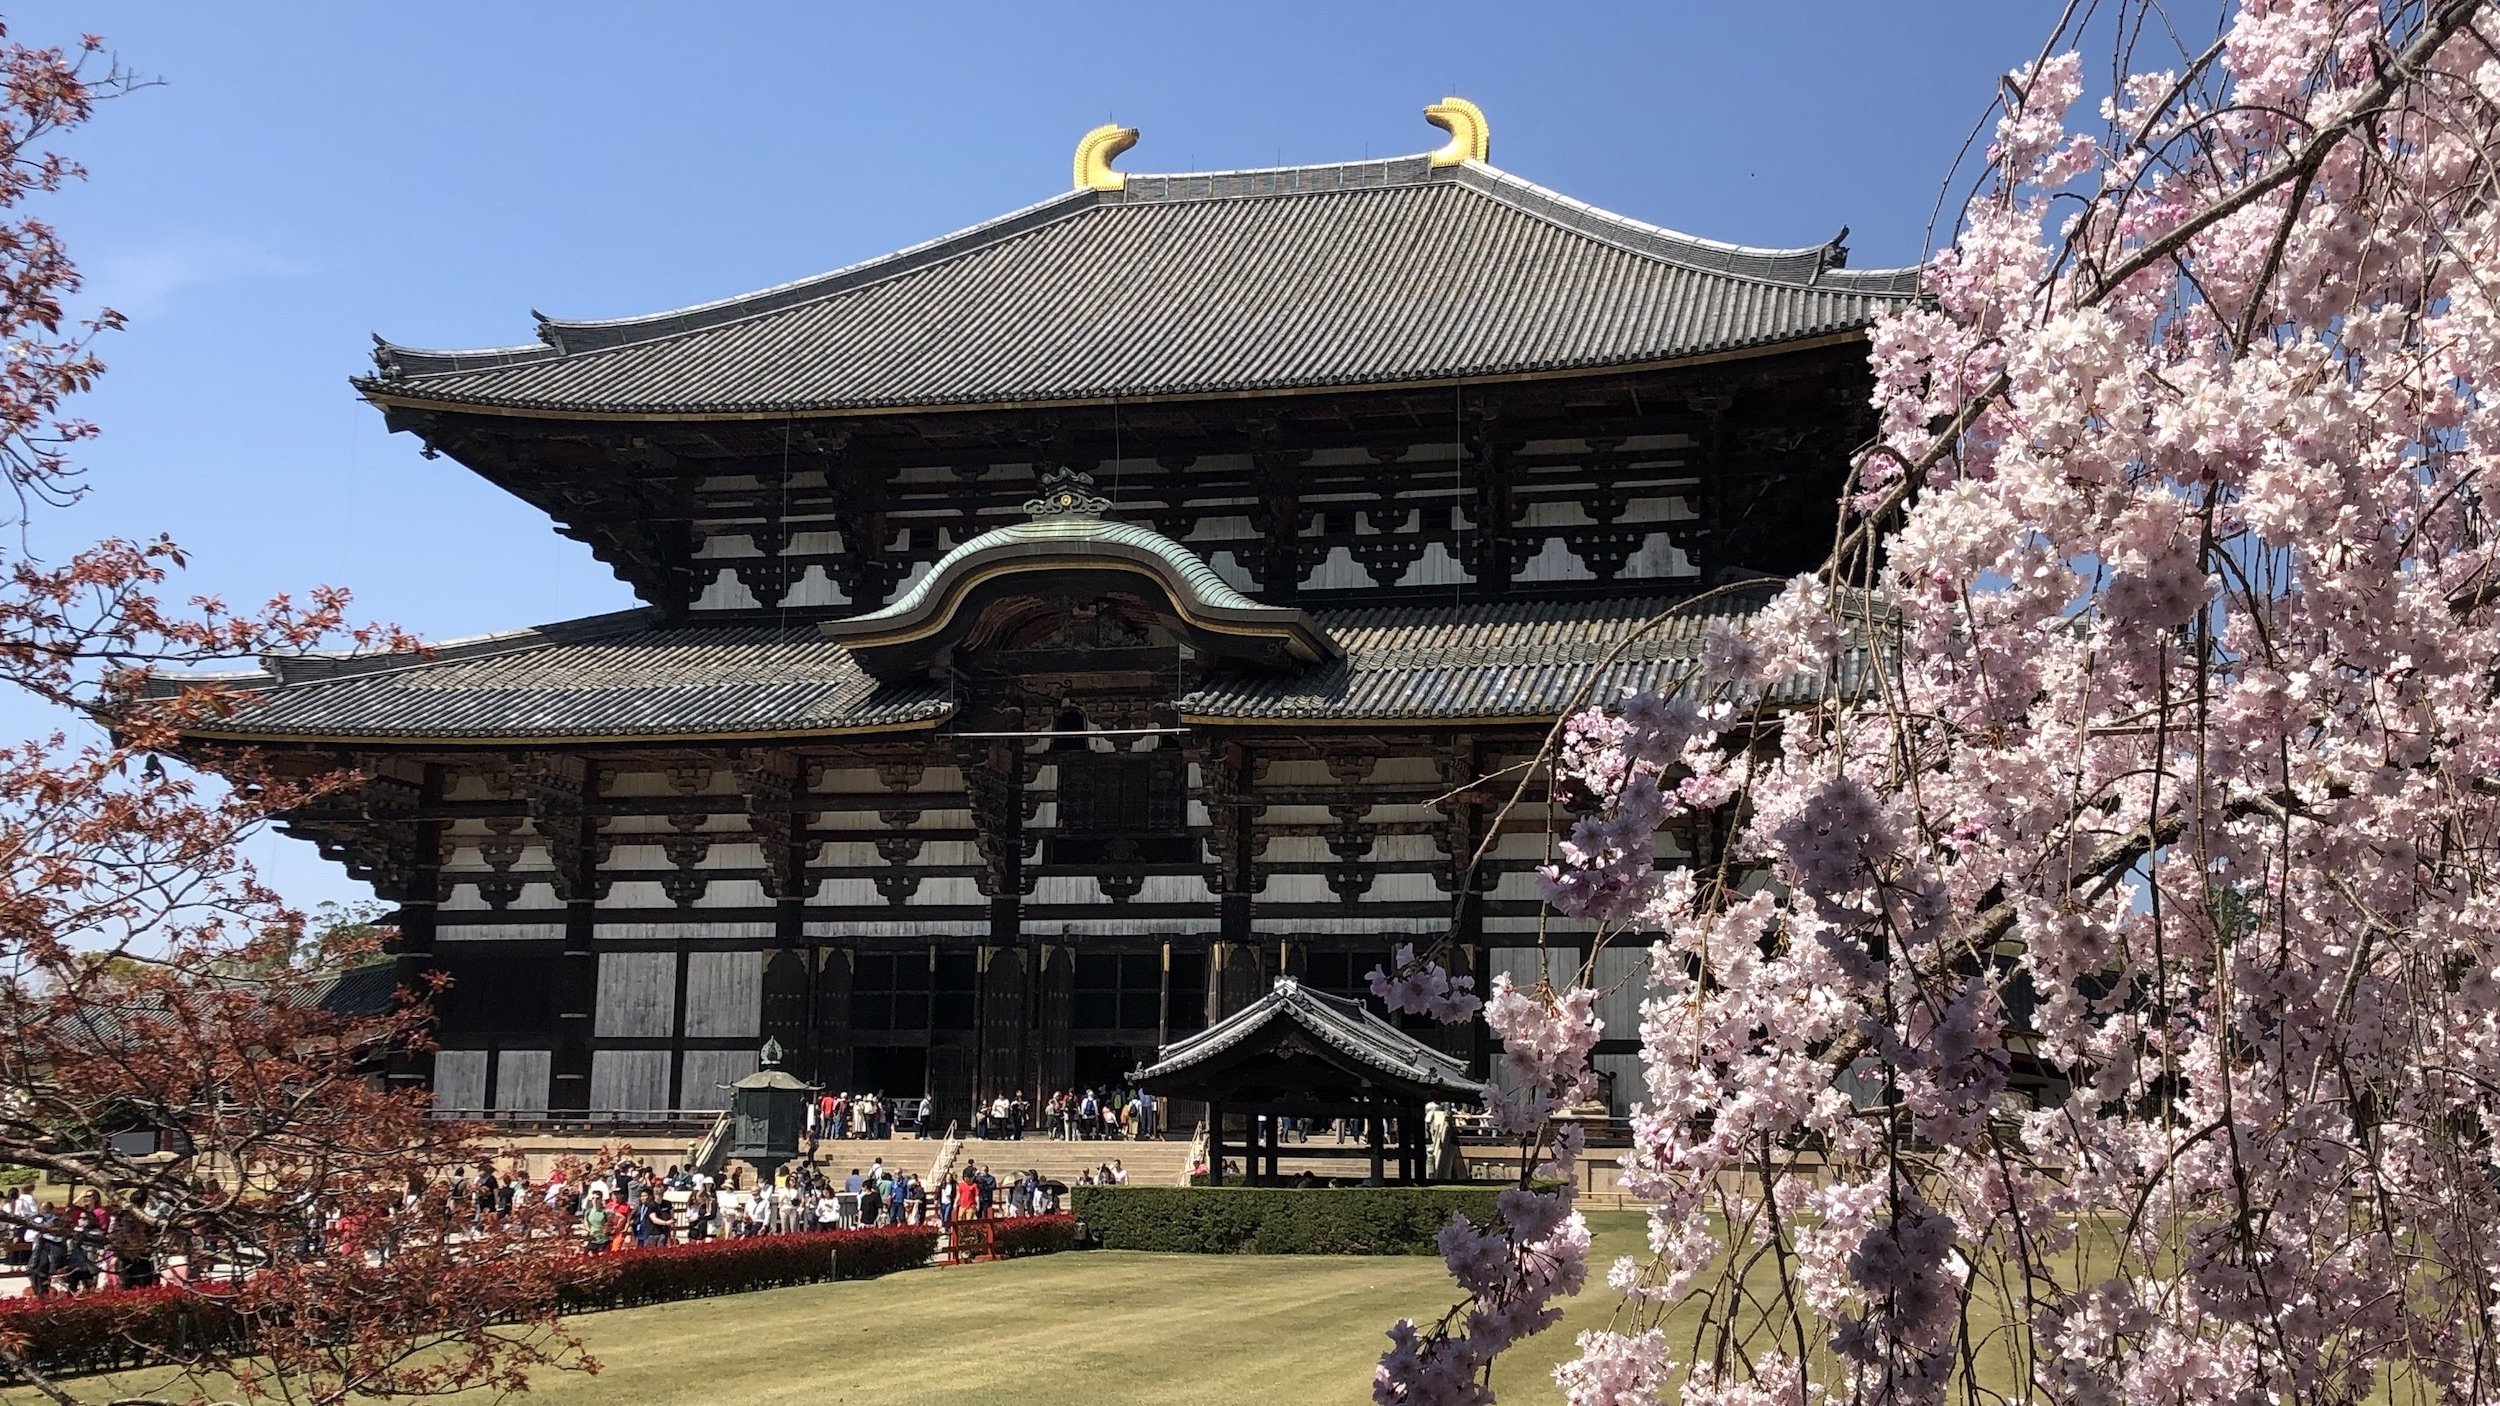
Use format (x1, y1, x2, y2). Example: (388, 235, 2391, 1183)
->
(1373, 978, 1601, 1404)
(1400, 2, 2500, 1401)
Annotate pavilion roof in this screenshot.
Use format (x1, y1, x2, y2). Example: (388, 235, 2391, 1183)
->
(359, 154, 1917, 419)
(1131, 977, 1487, 1104)
(145, 584, 1849, 745)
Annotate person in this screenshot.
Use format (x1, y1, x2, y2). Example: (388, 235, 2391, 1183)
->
(1078, 1089, 1099, 1140)
(583, 1194, 611, 1253)
(109, 1197, 154, 1288)
(1110, 1159, 1129, 1185)
(1076, 1167, 1096, 1187)
(6, 1183, 34, 1269)
(25, 1204, 63, 1297)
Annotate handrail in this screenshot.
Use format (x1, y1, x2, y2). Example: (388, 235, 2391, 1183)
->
(923, 1121, 962, 1186)
(689, 1108, 735, 1175)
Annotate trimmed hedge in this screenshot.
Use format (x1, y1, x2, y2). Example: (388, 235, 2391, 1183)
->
(0, 1226, 946, 1380)
(1071, 1185, 1503, 1255)
(559, 1225, 939, 1310)
(953, 1213, 1079, 1261)
(0, 1285, 246, 1378)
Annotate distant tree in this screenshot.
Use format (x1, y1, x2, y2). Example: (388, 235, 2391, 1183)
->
(1379, 2, 2500, 1403)
(0, 23, 590, 1405)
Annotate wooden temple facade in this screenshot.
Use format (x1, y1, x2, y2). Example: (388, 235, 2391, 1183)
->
(165, 103, 1915, 1127)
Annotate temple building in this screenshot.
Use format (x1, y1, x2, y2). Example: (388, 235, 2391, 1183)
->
(162, 100, 1915, 1128)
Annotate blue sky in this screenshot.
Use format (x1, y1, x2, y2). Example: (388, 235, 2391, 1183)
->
(10, 2, 2095, 910)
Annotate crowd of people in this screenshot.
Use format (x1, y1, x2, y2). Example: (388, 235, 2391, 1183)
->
(5, 1185, 157, 1297)
(964, 1088, 1162, 1141)
(547, 1153, 1078, 1254)
(801, 1090, 903, 1141)
(4, 1085, 1179, 1296)
(798, 1086, 1165, 1145)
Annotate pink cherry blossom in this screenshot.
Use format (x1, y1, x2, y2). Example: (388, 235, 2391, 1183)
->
(1392, 3, 2500, 1400)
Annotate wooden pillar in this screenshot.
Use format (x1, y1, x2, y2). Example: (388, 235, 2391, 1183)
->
(388, 763, 446, 1092)
(1207, 1101, 1225, 1186)
(1262, 1112, 1280, 1184)
(1367, 1103, 1386, 1184)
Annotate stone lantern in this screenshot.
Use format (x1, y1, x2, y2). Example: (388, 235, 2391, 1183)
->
(723, 1037, 814, 1165)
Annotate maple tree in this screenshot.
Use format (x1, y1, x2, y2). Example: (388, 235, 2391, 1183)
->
(1377, 1, 2500, 1403)
(0, 24, 592, 1405)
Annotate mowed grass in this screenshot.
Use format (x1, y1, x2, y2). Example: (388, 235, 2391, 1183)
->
(10, 1214, 1680, 1406)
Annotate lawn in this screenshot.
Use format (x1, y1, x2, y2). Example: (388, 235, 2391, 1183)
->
(7, 1213, 1676, 1405)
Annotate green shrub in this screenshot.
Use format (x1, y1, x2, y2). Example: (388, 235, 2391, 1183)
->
(1071, 1185, 1504, 1255)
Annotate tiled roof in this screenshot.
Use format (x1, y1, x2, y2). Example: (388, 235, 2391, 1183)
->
(154, 585, 1861, 743)
(1131, 977, 1487, 1100)
(157, 613, 951, 743)
(361, 156, 1917, 417)
(1177, 583, 1855, 721)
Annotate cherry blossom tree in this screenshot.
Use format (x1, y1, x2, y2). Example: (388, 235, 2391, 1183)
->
(0, 25, 592, 1404)
(1380, 1, 2500, 1402)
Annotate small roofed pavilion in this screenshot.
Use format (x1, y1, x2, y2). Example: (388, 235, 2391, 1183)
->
(1132, 978, 1486, 1185)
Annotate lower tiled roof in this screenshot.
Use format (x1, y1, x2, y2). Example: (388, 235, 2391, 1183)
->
(160, 617, 951, 742)
(157, 585, 1845, 744)
(1177, 586, 1828, 721)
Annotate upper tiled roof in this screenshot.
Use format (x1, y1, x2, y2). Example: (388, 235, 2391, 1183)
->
(361, 155, 1918, 417)
(153, 582, 1859, 743)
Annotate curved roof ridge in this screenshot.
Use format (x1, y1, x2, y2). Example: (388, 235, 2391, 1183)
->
(373, 187, 1101, 376)
(822, 514, 1339, 671)
(1114, 152, 1426, 184)
(1450, 162, 1920, 292)
(535, 187, 1099, 349)
(851, 517, 1268, 625)
(261, 607, 660, 685)
(145, 607, 663, 698)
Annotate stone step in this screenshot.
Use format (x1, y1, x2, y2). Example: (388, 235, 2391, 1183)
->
(806, 1136, 1195, 1186)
